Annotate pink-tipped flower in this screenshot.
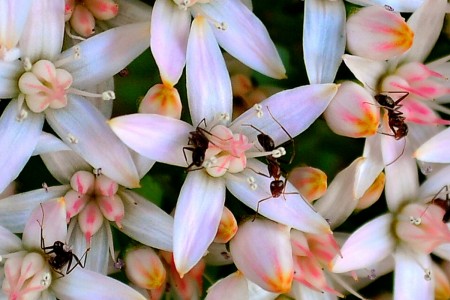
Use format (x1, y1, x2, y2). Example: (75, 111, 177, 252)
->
(124, 246, 166, 290)
(396, 203, 450, 254)
(230, 218, 293, 293)
(355, 171, 385, 210)
(138, 83, 182, 119)
(346, 5, 414, 60)
(213, 206, 238, 244)
(324, 81, 380, 138)
(288, 166, 327, 202)
(66, 0, 119, 37)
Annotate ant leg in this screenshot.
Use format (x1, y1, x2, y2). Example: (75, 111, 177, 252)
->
(266, 106, 295, 164)
(54, 269, 66, 279)
(246, 167, 271, 178)
(38, 203, 47, 251)
(182, 147, 194, 165)
(241, 123, 266, 136)
(385, 138, 406, 167)
(252, 195, 272, 221)
(66, 248, 90, 275)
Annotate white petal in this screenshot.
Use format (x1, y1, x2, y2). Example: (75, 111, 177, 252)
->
(206, 272, 249, 300)
(20, 0, 64, 62)
(332, 214, 394, 273)
(40, 150, 91, 184)
(0, 185, 68, 233)
(314, 157, 364, 229)
(230, 84, 338, 146)
(62, 22, 150, 88)
(345, 0, 425, 12)
(119, 190, 173, 252)
(343, 54, 388, 90)
(303, 0, 346, 83)
(0, 99, 44, 193)
(130, 150, 155, 179)
(52, 268, 146, 300)
(357, 135, 385, 198)
(0, 225, 22, 254)
(0, 60, 22, 98)
(150, 0, 190, 85)
(415, 126, 450, 163)
(45, 95, 140, 188)
(383, 136, 418, 211)
(33, 132, 71, 155)
(0, 0, 33, 51)
(227, 159, 331, 234)
(195, 0, 286, 79)
(109, 113, 193, 167)
(393, 248, 433, 300)
(174, 172, 225, 276)
(69, 222, 109, 274)
(433, 242, 450, 261)
(401, 0, 447, 62)
(418, 165, 450, 201)
(186, 16, 232, 126)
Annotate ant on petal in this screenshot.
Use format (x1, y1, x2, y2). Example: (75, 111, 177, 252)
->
(37, 203, 90, 278)
(374, 91, 409, 166)
(244, 106, 297, 215)
(182, 119, 215, 172)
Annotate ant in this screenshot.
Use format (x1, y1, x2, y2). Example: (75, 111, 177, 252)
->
(37, 204, 89, 278)
(182, 119, 212, 172)
(373, 91, 409, 165)
(244, 106, 296, 215)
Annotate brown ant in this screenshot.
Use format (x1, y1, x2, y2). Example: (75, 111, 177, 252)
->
(244, 107, 296, 215)
(373, 91, 409, 166)
(37, 204, 89, 278)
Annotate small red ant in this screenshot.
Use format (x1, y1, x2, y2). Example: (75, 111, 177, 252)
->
(244, 106, 297, 215)
(37, 204, 89, 278)
(373, 91, 409, 166)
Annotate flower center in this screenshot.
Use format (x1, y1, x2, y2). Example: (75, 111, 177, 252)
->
(64, 169, 125, 243)
(203, 125, 253, 177)
(18, 59, 73, 113)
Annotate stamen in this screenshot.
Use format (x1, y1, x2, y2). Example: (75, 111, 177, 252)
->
(271, 147, 286, 158)
(40, 272, 51, 287)
(23, 57, 32, 71)
(254, 104, 264, 118)
(15, 109, 28, 122)
(203, 156, 218, 168)
(67, 88, 116, 101)
(409, 215, 422, 225)
(54, 46, 81, 68)
(42, 182, 49, 192)
(67, 133, 79, 144)
(247, 176, 258, 190)
(65, 26, 86, 42)
(93, 168, 102, 176)
(424, 268, 432, 281)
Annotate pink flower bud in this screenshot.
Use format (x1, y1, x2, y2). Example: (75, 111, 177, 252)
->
(70, 4, 96, 37)
(356, 172, 385, 210)
(214, 207, 238, 243)
(138, 84, 182, 119)
(124, 247, 166, 290)
(288, 166, 327, 202)
(84, 0, 119, 20)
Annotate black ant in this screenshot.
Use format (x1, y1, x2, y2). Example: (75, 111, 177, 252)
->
(373, 91, 409, 165)
(182, 119, 212, 172)
(244, 107, 296, 215)
(37, 204, 89, 278)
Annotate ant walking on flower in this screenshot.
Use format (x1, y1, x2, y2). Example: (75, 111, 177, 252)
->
(183, 119, 214, 172)
(244, 106, 297, 216)
(373, 91, 409, 166)
(37, 203, 90, 278)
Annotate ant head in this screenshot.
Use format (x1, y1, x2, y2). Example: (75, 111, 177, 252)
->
(257, 133, 275, 151)
(53, 241, 65, 248)
(270, 180, 284, 197)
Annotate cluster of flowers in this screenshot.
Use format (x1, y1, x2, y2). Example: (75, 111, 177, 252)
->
(1, 0, 450, 299)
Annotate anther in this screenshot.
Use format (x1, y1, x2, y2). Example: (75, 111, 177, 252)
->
(93, 168, 102, 176)
(368, 269, 377, 280)
(271, 147, 286, 158)
(424, 269, 431, 281)
(254, 104, 264, 118)
(409, 216, 422, 225)
(102, 91, 115, 100)
(219, 113, 230, 122)
(67, 133, 79, 144)
(247, 176, 258, 190)
(23, 57, 32, 71)
(40, 272, 51, 287)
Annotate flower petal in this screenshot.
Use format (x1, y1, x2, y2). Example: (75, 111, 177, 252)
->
(0, 0, 33, 53)
(0, 99, 44, 193)
(230, 218, 293, 293)
(150, 0, 190, 85)
(206, 272, 249, 300)
(343, 54, 388, 91)
(109, 113, 193, 167)
(52, 267, 146, 300)
(40, 150, 91, 184)
(0, 185, 69, 233)
(415, 122, 450, 163)
(314, 158, 363, 229)
(173, 171, 225, 277)
(119, 190, 173, 252)
(62, 22, 150, 88)
(401, 0, 447, 63)
(393, 248, 433, 299)
(356, 134, 385, 198)
(33, 132, 71, 155)
(231, 83, 338, 146)
(20, 0, 64, 62)
(0, 61, 22, 98)
(22, 198, 66, 251)
(345, 0, 425, 12)
(195, 0, 286, 79)
(186, 16, 233, 126)
(0, 225, 22, 254)
(332, 214, 394, 273)
(227, 159, 331, 235)
(303, 0, 346, 83)
(45, 95, 140, 188)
